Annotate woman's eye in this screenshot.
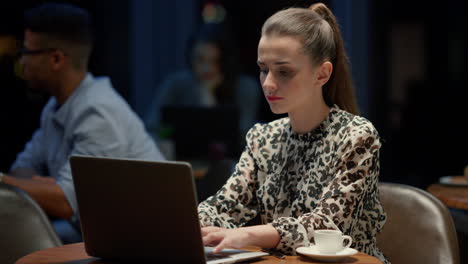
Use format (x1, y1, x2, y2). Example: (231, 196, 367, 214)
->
(279, 70, 290, 77)
(259, 69, 268, 75)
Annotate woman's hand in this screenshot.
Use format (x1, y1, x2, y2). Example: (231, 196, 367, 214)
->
(201, 225, 281, 253)
(202, 226, 251, 253)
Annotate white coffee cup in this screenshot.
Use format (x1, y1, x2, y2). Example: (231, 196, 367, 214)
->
(314, 229, 353, 254)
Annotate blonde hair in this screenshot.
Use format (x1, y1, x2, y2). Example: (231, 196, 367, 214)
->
(261, 3, 359, 115)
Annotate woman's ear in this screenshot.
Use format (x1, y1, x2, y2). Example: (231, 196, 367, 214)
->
(316, 61, 333, 86)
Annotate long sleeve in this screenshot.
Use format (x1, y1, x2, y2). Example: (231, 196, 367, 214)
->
(10, 98, 56, 175)
(198, 127, 260, 228)
(55, 109, 127, 217)
(271, 123, 382, 254)
(10, 129, 45, 175)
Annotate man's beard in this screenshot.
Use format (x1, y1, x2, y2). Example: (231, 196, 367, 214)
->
(25, 79, 51, 107)
(0, 55, 49, 107)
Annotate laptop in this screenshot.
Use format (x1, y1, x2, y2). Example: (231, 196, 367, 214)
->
(70, 155, 268, 263)
(160, 105, 242, 160)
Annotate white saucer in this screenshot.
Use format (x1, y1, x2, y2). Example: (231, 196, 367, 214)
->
(296, 245, 358, 262)
(439, 176, 468, 186)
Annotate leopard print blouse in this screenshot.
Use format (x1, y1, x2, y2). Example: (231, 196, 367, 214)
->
(198, 106, 389, 263)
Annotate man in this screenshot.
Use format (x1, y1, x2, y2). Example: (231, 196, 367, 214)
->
(0, 3, 164, 242)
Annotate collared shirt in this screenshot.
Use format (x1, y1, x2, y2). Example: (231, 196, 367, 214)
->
(11, 73, 165, 222)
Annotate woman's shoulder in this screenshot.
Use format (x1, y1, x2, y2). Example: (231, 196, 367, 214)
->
(235, 74, 260, 92)
(329, 108, 380, 151)
(244, 118, 289, 170)
(245, 118, 289, 148)
(330, 107, 379, 138)
(157, 70, 198, 96)
(247, 118, 288, 136)
(237, 74, 258, 85)
(164, 70, 196, 83)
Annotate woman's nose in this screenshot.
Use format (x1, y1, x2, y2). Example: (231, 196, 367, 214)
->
(262, 72, 278, 94)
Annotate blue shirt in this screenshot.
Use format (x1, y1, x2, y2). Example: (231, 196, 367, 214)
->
(11, 73, 165, 221)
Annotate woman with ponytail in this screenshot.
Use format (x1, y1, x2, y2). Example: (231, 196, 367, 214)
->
(198, 3, 388, 263)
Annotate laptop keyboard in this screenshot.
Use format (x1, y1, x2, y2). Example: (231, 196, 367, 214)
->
(206, 251, 236, 261)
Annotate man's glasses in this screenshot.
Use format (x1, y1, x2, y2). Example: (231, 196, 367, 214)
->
(18, 47, 57, 56)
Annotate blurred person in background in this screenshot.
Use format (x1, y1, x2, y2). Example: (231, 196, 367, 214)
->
(144, 22, 260, 142)
(0, 3, 164, 244)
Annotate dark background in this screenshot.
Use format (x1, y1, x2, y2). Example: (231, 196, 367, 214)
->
(1, 0, 467, 189)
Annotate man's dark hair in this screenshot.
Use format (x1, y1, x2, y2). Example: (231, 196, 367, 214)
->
(24, 2, 93, 69)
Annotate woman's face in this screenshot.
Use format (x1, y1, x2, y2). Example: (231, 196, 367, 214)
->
(192, 42, 222, 85)
(257, 35, 328, 115)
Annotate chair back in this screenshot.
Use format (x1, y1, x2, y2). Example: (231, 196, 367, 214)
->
(377, 182, 459, 264)
(0, 184, 62, 263)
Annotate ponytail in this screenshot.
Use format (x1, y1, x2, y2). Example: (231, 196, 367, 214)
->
(310, 3, 359, 115)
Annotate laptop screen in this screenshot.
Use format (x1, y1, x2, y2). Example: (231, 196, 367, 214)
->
(70, 156, 268, 263)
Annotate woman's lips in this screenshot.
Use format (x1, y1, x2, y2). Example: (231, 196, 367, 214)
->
(266, 96, 284, 102)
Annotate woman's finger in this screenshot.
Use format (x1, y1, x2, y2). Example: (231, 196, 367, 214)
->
(202, 231, 224, 246)
(213, 239, 230, 254)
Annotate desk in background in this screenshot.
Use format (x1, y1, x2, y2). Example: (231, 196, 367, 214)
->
(427, 181, 468, 264)
(427, 184, 468, 210)
(16, 242, 383, 264)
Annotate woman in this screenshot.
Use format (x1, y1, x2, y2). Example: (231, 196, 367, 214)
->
(144, 22, 260, 138)
(198, 3, 389, 263)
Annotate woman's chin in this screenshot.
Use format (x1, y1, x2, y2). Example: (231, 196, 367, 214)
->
(269, 106, 286, 115)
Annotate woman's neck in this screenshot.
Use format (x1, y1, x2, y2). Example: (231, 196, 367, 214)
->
(289, 100, 330, 134)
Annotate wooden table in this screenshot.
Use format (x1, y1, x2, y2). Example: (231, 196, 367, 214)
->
(427, 183, 468, 210)
(16, 243, 383, 264)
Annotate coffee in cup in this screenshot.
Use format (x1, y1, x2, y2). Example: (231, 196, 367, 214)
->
(314, 229, 353, 254)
